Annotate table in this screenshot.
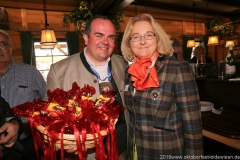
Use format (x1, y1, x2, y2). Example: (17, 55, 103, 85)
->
(203, 129, 240, 150)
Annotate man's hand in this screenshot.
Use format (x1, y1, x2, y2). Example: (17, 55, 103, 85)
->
(65, 148, 78, 155)
(0, 120, 19, 147)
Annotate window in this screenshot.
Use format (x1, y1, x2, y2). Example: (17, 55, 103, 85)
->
(34, 42, 69, 81)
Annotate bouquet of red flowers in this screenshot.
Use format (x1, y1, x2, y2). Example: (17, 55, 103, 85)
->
(9, 82, 124, 160)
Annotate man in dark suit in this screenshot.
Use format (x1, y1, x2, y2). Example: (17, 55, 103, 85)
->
(0, 95, 24, 160)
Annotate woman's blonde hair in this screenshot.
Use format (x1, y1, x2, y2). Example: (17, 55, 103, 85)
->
(121, 13, 173, 62)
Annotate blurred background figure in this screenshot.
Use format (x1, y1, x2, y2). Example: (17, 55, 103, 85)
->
(191, 45, 213, 63)
(173, 43, 183, 60)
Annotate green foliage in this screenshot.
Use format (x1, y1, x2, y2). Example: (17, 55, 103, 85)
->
(63, 1, 124, 32)
(107, 12, 124, 32)
(205, 18, 237, 39)
(63, 1, 92, 25)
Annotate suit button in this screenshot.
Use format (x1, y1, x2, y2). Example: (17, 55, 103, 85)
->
(93, 79, 97, 83)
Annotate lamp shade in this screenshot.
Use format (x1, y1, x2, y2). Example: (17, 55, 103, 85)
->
(208, 36, 219, 45)
(40, 44, 55, 50)
(225, 40, 234, 47)
(40, 29, 57, 45)
(187, 40, 195, 48)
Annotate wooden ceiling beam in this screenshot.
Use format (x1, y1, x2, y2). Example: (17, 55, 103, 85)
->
(194, 0, 240, 8)
(0, 1, 76, 12)
(130, 1, 232, 17)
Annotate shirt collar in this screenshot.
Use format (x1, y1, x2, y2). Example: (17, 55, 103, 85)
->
(4, 60, 15, 75)
(83, 47, 110, 67)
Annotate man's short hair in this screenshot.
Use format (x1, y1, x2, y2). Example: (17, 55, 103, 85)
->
(85, 15, 114, 36)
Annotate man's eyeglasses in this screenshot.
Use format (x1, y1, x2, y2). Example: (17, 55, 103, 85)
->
(130, 32, 155, 42)
(0, 41, 10, 50)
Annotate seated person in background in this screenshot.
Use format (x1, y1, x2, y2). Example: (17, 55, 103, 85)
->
(172, 44, 183, 60)
(0, 29, 46, 160)
(191, 45, 213, 63)
(0, 95, 23, 160)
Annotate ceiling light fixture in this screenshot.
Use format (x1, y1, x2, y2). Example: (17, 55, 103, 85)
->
(40, 0, 57, 46)
(206, 2, 218, 46)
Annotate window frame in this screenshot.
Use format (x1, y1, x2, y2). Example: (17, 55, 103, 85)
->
(33, 38, 69, 81)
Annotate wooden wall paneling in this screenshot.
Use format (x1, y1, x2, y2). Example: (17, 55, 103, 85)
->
(4, 6, 236, 63)
(183, 21, 194, 35)
(207, 46, 214, 62)
(123, 6, 207, 22)
(208, 45, 226, 62)
(5, 8, 22, 23)
(182, 22, 205, 36)
(28, 24, 44, 35)
(196, 23, 205, 36)
(46, 11, 66, 24)
(112, 34, 121, 56)
(47, 11, 78, 34)
(5, 8, 22, 31)
(217, 47, 223, 62)
(79, 35, 85, 53)
(160, 20, 183, 43)
(26, 10, 44, 25)
(8, 31, 23, 62)
(54, 32, 68, 39)
(119, 16, 130, 32)
(69, 23, 75, 31)
(21, 9, 28, 30)
(218, 46, 228, 62)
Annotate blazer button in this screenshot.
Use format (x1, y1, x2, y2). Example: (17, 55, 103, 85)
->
(93, 79, 97, 83)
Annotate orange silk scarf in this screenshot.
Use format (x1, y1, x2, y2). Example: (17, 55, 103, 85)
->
(128, 52, 160, 90)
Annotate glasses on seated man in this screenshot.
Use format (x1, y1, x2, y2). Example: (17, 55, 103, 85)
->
(0, 41, 11, 50)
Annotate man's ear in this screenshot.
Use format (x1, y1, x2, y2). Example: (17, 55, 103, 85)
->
(83, 34, 88, 46)
(9, 44, 13, 55)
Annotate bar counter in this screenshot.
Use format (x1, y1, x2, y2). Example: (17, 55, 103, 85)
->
(203, 129, 240, 150)
(195, 77, 240, 151)
(196, 77, 240, 111)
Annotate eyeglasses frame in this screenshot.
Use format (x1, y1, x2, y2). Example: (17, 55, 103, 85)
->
(0, 41, 12, 50)
(130, 32, 156, 42)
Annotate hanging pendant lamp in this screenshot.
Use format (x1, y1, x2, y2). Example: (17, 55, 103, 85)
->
(206, 2, 218, 46)
(187, 3, 196, 48)
(187, 40, 195, 48)
(208, 36, 219, 45)
(225, 40, 234, 47)
(40, 0, 57, 46)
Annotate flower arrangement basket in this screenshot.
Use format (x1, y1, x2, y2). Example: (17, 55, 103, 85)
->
(9, 82, 123, 160)
(36, 123, 108, 149)
(36, 119, 117, 150)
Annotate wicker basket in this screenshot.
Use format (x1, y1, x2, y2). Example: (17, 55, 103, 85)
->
(36, 125, 108, 150)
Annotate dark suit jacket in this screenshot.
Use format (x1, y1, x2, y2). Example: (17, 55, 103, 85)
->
(0, 96, 24, 160)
